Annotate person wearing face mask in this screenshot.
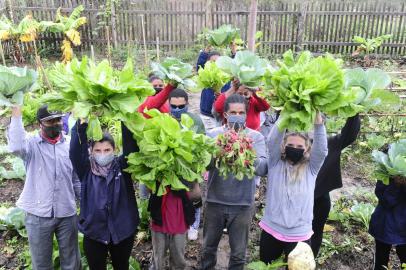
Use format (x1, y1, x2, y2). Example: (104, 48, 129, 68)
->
(201, 94, 268, 270)
(69, 120, 139, 270)
(7, 105, 81, 270)
(257, 112, 328, 263)
(214, 79, 270, 131)
(138, 75, 176, 117)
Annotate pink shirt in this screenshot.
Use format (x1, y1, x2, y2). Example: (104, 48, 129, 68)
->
(151, 189, 188, 235)
(259, 221, 313, 242)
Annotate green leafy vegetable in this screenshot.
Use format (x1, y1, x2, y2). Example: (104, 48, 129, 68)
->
(124, 110, 215, 196)
(201, 24, 240, 47)
(196, 61, 231, 93)
(264, 50, 360, 131)
(0, 206, 26, 237)
(43, 56, 155, 140)
(372, 139, 406, 185)
(216, 50, 269, 88)
(151, 57, 195, 89)
(0, 156, 25, 180)
(344, 68, 400, 112)
(0, 65, 38, 106)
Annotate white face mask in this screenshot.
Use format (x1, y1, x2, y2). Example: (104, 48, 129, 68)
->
(93, 153, 115, 167)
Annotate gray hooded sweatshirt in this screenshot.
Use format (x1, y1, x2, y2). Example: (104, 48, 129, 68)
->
(260, 123, 328, 237)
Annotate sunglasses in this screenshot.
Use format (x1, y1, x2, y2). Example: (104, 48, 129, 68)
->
(170, 104, 187, 109)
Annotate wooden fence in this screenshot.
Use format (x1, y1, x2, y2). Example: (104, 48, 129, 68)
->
(1, 0, 406, 56)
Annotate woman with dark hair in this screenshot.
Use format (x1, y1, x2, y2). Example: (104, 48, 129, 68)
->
(69, 120, 139, 270)
(201, 94, 268, 269)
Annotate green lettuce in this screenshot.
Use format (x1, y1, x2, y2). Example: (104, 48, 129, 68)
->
(216, 50, 269, 88)
(151, 57, 195, 90)
(43, 56, 155, 140)
(265, 50, 359, 131)
(372, 139, 406, 185)
(124, 110, 215, 196)
(0, 65, 38, 106)
(202, 24, 240, 47)
(196, 61, 231, 93)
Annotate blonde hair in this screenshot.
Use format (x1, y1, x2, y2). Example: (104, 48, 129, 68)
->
(281, 132, 312, 182)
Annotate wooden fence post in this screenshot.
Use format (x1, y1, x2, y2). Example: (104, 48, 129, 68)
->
(247, 0, 258, 52)
(205, 0, 213, 29)
(296, 1, 308, 52)
(110, 0, 118, 48)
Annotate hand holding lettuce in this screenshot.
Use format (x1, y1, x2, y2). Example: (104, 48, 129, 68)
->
(124, 109, 215, 196)
(0, 65, 38, 106)
(196, 61, 231, 93)
(43, 56, 154, 140)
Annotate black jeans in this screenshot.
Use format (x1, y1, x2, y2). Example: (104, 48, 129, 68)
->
(83, 235, 135, 270)
(259, 230, 310, 263)
(374, 239, 406, 270)
(311, 193, 331, 257)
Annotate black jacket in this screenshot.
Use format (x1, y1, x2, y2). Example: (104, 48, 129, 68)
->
(314, 115, 361, 198)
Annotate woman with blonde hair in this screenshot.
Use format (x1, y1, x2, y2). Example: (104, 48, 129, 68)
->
(258, 112, 328, 263)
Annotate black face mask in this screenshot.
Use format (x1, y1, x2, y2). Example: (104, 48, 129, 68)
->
(153, 87, 163, 95)
(42, 124, 62, 138)
(285, 146, 305, 164)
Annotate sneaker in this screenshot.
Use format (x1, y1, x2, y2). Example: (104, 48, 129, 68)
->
(188, 228, 199, 241)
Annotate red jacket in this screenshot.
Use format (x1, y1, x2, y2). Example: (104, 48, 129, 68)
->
(137, 84, 175, 118)
(214, 92, 270, 131)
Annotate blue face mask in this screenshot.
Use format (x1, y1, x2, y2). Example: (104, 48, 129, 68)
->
(227, 114, 246, 131)
(93, 153, 115, 167)
(170, 105, 188, 119)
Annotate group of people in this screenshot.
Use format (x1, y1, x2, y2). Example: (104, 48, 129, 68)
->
(6, 47, 406, 270)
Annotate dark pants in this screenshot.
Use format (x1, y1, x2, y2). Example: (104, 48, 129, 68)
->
(83, 235, 135, 270)
(201, 202, 254, 270)
(259, 230, 310, 263)
(311, 193, 331, 257)
(374, 240, 406, 270)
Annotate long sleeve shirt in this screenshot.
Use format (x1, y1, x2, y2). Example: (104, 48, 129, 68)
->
(137, 84, 176, 117)
(7, 116, 80, 218)
(260, 123, 328, 238)
(214, 92, 270, 131)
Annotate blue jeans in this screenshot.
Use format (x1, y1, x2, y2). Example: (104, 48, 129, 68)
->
(25, 213, 81, 270)
(201, 202, 254, 270)
(191, 207, 201, 230)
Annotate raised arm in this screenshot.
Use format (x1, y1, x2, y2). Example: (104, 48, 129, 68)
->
(213, 92, 226, 116)
(137, 84, 176, 117)
(267, 120, 286, 167)
(309, 123, 328, 175)
(69, 121, 91, 180)
(196, 50, 209, 71)
(7, 106, 32, 161)
(251, 92, 270, 112)
(337, 114, 361, 149)
(253, 132, 268, 177)
(120, 122, 139, 170)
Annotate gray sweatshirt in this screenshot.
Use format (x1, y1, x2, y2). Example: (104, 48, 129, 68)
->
(260, 123, 328, 237)
(206, 126, 268, 206)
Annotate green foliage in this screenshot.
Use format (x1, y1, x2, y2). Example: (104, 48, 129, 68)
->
(0, 156, 25, 181)
(372, 139, 406, 185)
(124, 110, 215, 196)
(247, 258, 287, 270)
(151, 57, 195, 90)
(216, 50, 269, 88)
(200, 24, 240, 47)
(0, 206, 26, 237)
(21, 92, 41, 126)
(195, 61, 231, 93)
(317, 233, 353, 265)
(352, 34, 392, 55)
(0, 65, 38, 106)
(349, 203, 375, 230)
(265, 50, 359, 131)
(344, 68, 400, 113)
(43, 56, 154, 140)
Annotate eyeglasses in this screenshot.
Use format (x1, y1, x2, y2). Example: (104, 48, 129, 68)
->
(170, 104, 186, 109)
